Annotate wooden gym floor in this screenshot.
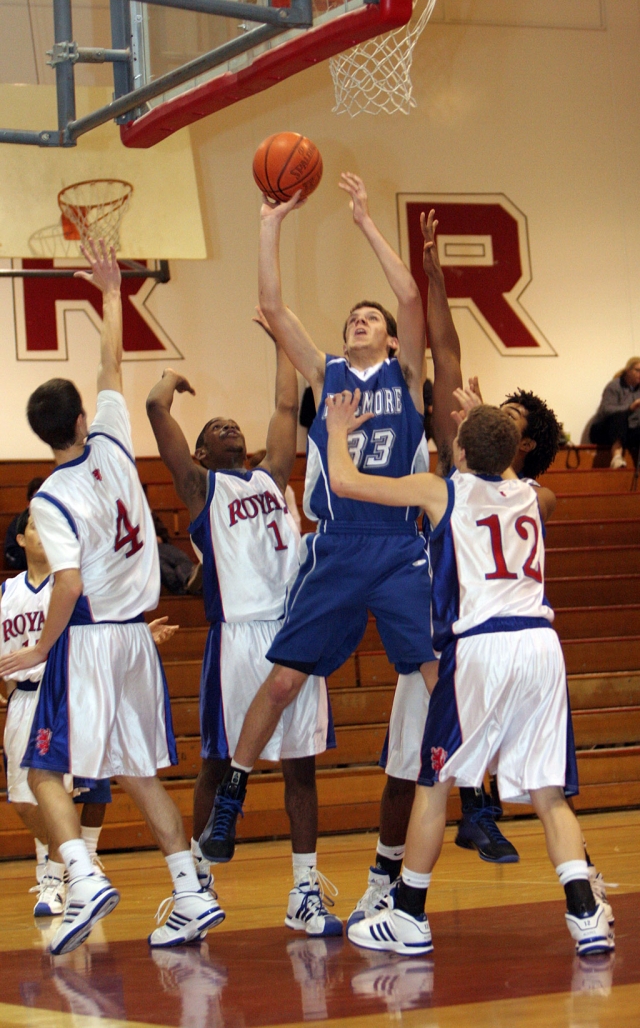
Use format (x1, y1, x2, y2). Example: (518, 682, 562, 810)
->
(0, 810, 638, 1028)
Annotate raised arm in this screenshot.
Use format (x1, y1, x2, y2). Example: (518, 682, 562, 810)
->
(259, 194, 326, 406)
(339, 173, 425, 410)
(325, 390, 449, 524)
(146, 370, 208, 521)
(75, 239, 123, 395)
(252, 307, 299, 495)
(421, 210, 463, 476)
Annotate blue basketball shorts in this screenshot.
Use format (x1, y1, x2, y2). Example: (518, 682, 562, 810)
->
(72, 778, 112, 804)
(267, 523, 436, 678)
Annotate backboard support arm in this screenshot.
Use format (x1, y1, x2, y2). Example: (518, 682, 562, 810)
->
(0, 0, 315, 146)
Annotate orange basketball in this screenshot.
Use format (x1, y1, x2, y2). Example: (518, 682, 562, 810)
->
(253, 132, 323, 204)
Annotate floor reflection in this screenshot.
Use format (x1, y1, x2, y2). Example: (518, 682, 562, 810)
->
(2, 893, 636, 1028)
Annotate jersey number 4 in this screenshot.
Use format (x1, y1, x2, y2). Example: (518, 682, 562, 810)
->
(476, 514, 542, 583)
(115, 500, 144, 558)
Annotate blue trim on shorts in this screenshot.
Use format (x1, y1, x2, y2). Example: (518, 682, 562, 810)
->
(378, 727, 390, 770)
(159, 651, 178, 767)
(458, 616, 554, 638)
(21, 627, 71, 774)
(14, 679, 39, 692)
(417, 639, 462, 787)
(199, 622, 229, 760)
(87, 430, 136, 466)
(564, 685, 579, 799)
(69, 598, 145, 627)
(73, 778, 112, 804)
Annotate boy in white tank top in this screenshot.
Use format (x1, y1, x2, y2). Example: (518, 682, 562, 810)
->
(146, 309, 337, 936)
(0, 241, 222, 956)
(325, 392, 614, 959)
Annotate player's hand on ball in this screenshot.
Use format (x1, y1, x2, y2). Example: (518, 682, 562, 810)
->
(420, 210, 441, 276)
(149, 616, 179, 646)
(260, 190, 306, 222)
(75, 237, 121, 294)
(339, 173, 370, 225)
(325, 389, 373, 434)
(162, 368, 196, 395)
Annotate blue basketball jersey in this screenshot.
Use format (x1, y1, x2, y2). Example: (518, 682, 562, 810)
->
(304, 355, 429, 526)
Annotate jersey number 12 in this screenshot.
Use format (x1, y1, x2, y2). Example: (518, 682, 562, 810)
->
(115, 499, 144, 558)
(476, 514, 542, 583)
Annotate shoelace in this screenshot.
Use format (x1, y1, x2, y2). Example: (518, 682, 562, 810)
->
(299, 870, 339, 914)
(92, 855, 106, 873)
(29, 876, 63, 897)
(470, 805, 509, 843)
(154, 895, 176, 925)
(211, 794, 244, 841)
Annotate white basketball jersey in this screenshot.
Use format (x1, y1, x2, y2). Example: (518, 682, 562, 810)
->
(429, 470, 553, 649)
(30, 391, 160, 623)
(189, 468, 300, 623)
(0, 572, 52, 682)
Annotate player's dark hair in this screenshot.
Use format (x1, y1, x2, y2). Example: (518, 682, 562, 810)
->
(342, 301, 398, 344)
(195, 419, 215, 453)
(26, 477, 45, 501)
(502, 389, 562, 479)
(27, 379, 84, 451)
(15, 507, 30, 538)
(458, 405, 519, 476)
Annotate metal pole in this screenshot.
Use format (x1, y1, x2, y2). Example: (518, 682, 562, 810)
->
(0, 267, 169, 279)
(142, 0, 311, 26)
(65, 21, 284, 141)
(110, 0, 134, 110)
(52, 0, 76, 132)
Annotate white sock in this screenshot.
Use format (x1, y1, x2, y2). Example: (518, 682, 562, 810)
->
(35, 838, 48, 865)
(46, 860, 66, 882)
(166, 850, 201, 895)
(292, 851, 317, 885)
(81, 825, 102, 858)
(230, 758, 253, 774)
(402, 867, 432, 890)
(59, 838, 94, 881)
(556, 859, 589, 886)
(376, 840, 405, 862)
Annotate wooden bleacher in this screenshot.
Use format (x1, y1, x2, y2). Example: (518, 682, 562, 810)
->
(0, 445, 639, 857)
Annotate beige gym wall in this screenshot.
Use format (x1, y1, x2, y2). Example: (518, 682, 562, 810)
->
(0, 0, 638, 458)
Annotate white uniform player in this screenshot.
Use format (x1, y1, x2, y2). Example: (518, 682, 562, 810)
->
(421, 470, 576, 803)
(25, 391, 174, 780)
(2, 572, 53, 803)
(189, 467, 330, 764)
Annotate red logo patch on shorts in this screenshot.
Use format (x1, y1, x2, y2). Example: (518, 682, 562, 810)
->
(430, 746, 448, 774)
(35, 728, 52, 755)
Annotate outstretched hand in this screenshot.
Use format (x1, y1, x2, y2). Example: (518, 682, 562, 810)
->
(325, 389, 373, 434)
(74, 237, 121, 294)
(0, 644, 44, 678)
(149, 616, 179, 646)
(260, 190, 306, 223)
(451, 379, 483, 427)
(162, 368, 195, 396)
(420, 210, 441, 277)
(252, 306, 276, 341)
(339, 172, 370, 226)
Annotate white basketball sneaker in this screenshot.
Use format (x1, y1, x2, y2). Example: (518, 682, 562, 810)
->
(347, 867, 392, 930)
(49, 874, 120, 956)
(148, 889, 225, 948)
(347, 906, 433, 956)
(565, 903, 615, 956)
(588, 867, 615, 926)
(285, 870, 343, 937)
(33, 874, 66, 917)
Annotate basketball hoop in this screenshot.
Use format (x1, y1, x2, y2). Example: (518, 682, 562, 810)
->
(330, 0, 437, 116)
(57, 179, 133, 252)
(29, 224, 81, 259)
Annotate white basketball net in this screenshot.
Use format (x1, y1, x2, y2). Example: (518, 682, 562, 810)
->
(330, 0, 437, 116)
(58, 179, 133, 252)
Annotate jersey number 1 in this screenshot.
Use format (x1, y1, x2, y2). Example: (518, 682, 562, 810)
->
(115, 500, 143, 558)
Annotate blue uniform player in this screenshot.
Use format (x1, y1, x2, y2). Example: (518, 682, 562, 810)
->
(200, 174, 461, 890)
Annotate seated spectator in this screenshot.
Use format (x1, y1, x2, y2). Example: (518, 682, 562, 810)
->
(590, 357, 640, 467)
(4, 477, 45, 571)
(153, 513, 201, 594)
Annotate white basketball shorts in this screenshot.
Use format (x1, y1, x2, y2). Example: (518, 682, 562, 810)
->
(22, 621, 176, 780)
(5, 685, 73, 802)
(419, 627, 577, 803)
(200, 620, 332, 763)
(381, 672, 431, 781)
